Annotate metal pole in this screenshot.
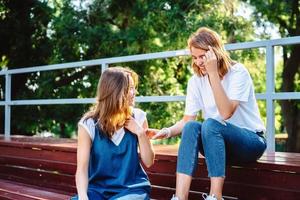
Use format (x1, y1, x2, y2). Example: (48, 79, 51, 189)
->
(266, 45, 275, 152)
(4, 73, 11, 140)
(101, 63, 108, 73)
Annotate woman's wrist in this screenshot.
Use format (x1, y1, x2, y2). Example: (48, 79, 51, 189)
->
(137, 127, 147, 138)
(162, 127, 172, 138)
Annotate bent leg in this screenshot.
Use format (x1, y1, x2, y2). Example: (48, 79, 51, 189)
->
(201, 118, 266, 199)
(176, 121, 203, 200)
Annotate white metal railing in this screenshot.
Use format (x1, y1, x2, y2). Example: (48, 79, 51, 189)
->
(1, 36, 300, 152)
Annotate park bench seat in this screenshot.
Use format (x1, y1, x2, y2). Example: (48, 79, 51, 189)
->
(0, 135, 299, 200)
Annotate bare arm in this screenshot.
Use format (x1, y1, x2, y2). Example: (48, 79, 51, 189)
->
(205, 46, 239, 120)
(209, 73, 239, 119)
(168, 115, 196, 137)
(151, 115, 196, 139)
(75, 126, 91, 200)
(125, 117, 155, 168)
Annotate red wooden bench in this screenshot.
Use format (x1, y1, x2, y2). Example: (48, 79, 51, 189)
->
(0, 136, 76, 200)
(0, 135, 299, 200)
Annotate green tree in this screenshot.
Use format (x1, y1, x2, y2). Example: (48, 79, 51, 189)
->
(0, 0, 53, 134)
(1, 0, 256, 139)
(243, 0, 300, 152)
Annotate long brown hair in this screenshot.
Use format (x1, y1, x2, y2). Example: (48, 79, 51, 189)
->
(188, 27, 234, 77)
(84, 67, 138, 138)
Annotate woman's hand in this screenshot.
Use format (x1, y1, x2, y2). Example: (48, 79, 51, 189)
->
(204, 46, 218, 76)
(125, 116, 145, 137)
(150, 128, 171, 139)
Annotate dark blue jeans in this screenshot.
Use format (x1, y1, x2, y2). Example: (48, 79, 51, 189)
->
(177, 118, 267, 177)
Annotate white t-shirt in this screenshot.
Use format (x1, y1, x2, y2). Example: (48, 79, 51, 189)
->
(78, 108, 147, 146)
(185, 63, 265, 133)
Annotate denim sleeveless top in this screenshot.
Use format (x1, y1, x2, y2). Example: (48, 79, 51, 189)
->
(87, 122, 150, 198)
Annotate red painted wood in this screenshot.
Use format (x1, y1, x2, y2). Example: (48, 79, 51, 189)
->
(0, 135, 300, 200)
(0, 179, 72, 200)
(0, 156, 76, 174)
(0, 165, 76, 193)
(0, 145, 76, 163)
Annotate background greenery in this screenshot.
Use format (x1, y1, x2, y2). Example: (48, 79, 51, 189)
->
(0, 0, 299, 152)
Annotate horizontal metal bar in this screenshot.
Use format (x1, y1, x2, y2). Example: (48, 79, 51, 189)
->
(0, 96, 186, 106)
(258, 92, 300, 100)
(8, 98, 96, 105)
(271, 92, 300, 100)
(225, 36, 300, 51)
(0, 62, 100, 75)
(255, 93, 266, 100)
(0, 92, 298, 106)
(0, 49, 190, 75)
(136, 95, 186, 102)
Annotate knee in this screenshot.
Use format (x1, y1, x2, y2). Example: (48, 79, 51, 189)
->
(201, 118, 221, 137)
(182, 121, 202, 139)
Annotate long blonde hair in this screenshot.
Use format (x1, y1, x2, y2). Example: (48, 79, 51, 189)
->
(84, 67, 138, 138)
(188, 27, 234, 77)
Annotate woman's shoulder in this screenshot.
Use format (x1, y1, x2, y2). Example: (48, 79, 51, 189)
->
(230, 63, 248, 72)
(188, 74, 206, 84)
(132, 108, 147, 125)
(78, 116, 96, 127)
(133, 107, 146, 117)
(229, 63, 250, 77)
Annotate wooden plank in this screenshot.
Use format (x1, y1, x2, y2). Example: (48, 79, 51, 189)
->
(0, 155, 76, 174)
(0, 145, 76, 163)
(0, 135, 77, 150)
(0, 179, 72, 200)
(0, 165, 76, 194)
(0, 190, 34, 200)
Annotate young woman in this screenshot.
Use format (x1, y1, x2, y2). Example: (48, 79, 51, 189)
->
(152, 27, 267, 200)
(72, 67, 154, 200)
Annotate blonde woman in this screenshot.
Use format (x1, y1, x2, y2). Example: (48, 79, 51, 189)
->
(152, 27, 266, 200)
(72, 67, 154, 200)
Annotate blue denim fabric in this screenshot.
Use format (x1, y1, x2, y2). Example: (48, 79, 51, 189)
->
(71, 188, 149, 200)
(177, 118, 266, 177)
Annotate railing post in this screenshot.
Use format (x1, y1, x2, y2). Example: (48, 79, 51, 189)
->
(4, 73, 11, 140)
(101, 63, 108, 73)
(266, 45, 275, 152)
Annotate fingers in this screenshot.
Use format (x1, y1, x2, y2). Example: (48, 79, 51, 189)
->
(207, 46, 217, 59)
(151, 132, 162, 139)
(151, 130, 167, 140)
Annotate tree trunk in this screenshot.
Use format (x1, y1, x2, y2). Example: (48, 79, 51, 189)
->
(60, 123, 67, 138)
(281, 45, 300, 152)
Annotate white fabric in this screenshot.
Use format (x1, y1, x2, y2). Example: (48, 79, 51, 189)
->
(78, 108, 147, 145)
(184, 63, 265, 132)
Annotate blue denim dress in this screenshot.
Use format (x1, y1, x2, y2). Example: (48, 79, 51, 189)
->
(72, 122, 150, 200)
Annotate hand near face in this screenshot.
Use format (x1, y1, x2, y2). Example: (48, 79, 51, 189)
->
(125, 116, 144, 136)
(203, 46, 218, 76)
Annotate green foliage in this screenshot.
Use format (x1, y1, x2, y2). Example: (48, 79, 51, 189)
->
(1, 0, 259, 141)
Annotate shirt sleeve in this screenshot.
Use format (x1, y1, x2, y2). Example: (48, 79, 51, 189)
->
(184, 77, 203, 116)
(133, 108, 147, 126)
(227, 64, 252, 102)
(78, 117, 96, 141)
